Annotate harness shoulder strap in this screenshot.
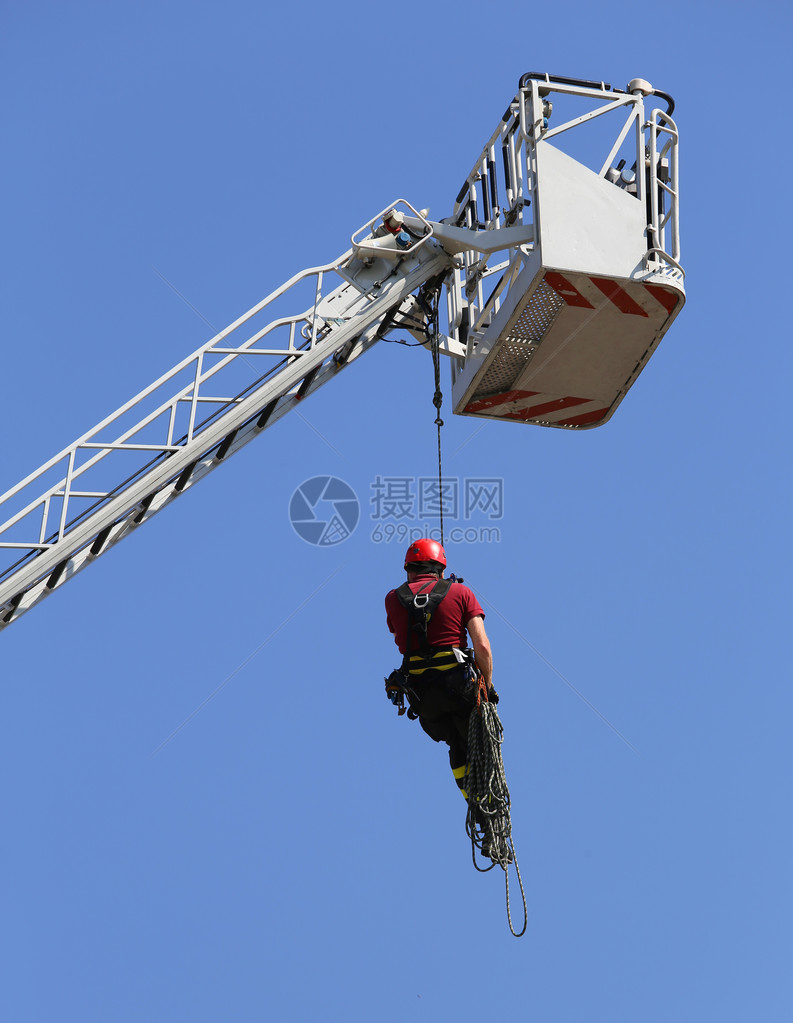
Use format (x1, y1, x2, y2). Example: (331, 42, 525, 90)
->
(395, 578, 452, 610)
(396, 578, 453, 656)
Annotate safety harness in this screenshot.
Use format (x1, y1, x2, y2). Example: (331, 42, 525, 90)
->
(385, 577, 467, 715)
(396, 577, 454, 670)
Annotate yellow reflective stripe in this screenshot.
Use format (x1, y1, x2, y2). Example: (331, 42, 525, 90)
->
(460, 788, 469, 800)
(407, 663, 458, 675)
(452, 765, 468, 780)
(407, 648, 459, 675)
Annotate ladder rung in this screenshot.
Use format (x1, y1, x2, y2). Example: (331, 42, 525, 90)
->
(215, 430, 238, 461)
(1, 593, 22, 624)
(255, 398, 279, 430)
(81, 442, 181, 452)
(132, 494, 156, 524)
(46, 559, 68, 590)
(90, 525, 113, 556)
(173, 461, 198, 493)
(296, 367, 320, 401)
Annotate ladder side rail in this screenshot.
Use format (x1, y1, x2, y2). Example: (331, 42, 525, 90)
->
(520, 78, 544, 230)
(635, 95, 648, 207)
(0, 255, 373, 546)
(0, 248, 452, 627)
(647, 109, 681, 268)
(0, 284, 350, 551)
(0, 273, 380, 559)
(445, 96, 536, 356)
(0, 331, 310, 556)
(0, 254, 353, 512)
(0, 313, 312, 542)
(0, 329, 322, 573)
(0, 335, 363, 630)
(0, 267, 447, 627)
(0, 322, 377, 630)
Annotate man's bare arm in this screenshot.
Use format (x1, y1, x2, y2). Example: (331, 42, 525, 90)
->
(467, 615, 493, 688)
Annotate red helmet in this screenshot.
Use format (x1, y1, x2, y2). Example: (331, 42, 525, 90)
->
(404, 537, 447, 570)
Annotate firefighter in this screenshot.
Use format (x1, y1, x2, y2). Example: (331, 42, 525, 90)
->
(384, 538, 494, 815)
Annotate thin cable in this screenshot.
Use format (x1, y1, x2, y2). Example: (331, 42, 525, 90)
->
(429, 299, 445, 547)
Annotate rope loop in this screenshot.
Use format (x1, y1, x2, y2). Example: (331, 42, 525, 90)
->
(465, 700, 527, 937)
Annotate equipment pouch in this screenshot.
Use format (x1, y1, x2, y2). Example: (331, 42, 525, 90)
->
(385, 668, 410, 715)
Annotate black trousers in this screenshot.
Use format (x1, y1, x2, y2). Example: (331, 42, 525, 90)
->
(407, 667, 475, 772)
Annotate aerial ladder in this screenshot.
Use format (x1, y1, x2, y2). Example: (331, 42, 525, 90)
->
(0, 73, 684, 632)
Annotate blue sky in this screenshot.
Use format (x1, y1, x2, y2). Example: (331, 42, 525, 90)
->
(1, 2, 791, 1020)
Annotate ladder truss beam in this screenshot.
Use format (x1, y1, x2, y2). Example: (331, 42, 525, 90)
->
(0, 221, 452, 629)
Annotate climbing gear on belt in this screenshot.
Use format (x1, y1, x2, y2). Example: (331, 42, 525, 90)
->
(384, 669, 419, 719)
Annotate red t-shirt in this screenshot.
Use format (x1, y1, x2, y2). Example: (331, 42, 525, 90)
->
(385, 574, 485, 654)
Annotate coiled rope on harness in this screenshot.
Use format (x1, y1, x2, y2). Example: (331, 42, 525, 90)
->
(466, 678, 528, 938)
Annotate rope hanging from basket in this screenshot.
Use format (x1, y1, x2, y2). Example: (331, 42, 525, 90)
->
(422, 284, 524, 935)
(426, 288, 445, 547)
(465, 681, 528, 938)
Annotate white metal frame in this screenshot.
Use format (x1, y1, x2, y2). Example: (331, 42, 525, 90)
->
(0, 207, 453, 628)
(444, 74, 683, 375)
(0, 74, 684, 630)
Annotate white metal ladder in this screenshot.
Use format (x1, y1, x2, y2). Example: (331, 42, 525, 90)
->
(0, 74, 686, 632)
(0, 202, 453, 630)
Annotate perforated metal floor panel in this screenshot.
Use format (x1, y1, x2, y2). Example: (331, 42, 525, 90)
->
(472, 278, 566, 395)
(455, 269, 684, 429)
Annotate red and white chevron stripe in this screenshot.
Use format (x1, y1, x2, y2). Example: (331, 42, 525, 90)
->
(544, 271, 681, 317)
(464, 389, 611, 427)
(458, 269, 683, 429)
